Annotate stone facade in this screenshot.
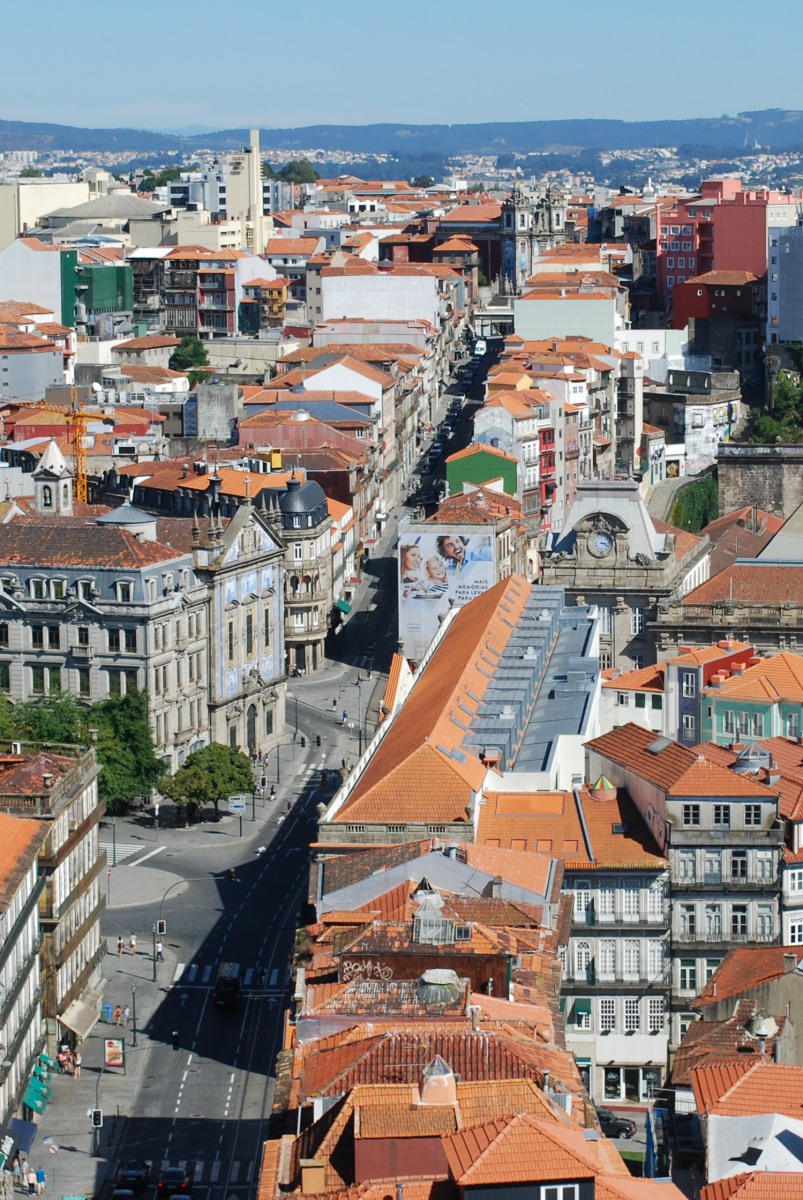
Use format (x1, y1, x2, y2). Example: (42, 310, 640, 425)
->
(541, 479, 710, 670)
(716, 443, 803, 520)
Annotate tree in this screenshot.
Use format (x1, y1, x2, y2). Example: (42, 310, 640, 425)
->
(276, 159, 320, 185)
(19, 166, 42, 178)
(670, 475, 719, 533)
(92, 690, 165, 812)
(161, 743, 253, 822)
(412, 174, 435, 189)
(14, 693, 86, 743)
(169, 335, 210, 389)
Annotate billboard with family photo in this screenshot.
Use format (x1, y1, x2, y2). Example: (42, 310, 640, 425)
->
(398, 523, 497, 661)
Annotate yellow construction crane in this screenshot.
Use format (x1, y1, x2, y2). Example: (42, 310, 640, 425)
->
(69, 386, 90, 503)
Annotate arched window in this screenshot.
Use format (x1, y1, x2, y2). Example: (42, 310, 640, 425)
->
(573, 880, 592, 923)
(42, 486, 52, 508)
(574, 940, 591, 981)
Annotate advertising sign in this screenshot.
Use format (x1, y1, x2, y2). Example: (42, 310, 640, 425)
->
(398, 523, 497, 661)
(104, 1038, 125, 1069)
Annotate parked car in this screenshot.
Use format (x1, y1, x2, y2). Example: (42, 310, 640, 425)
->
(157, 1166, 193, 1195)
(116, 1161, 150, 1190)
(594, 1107, 637, 1139)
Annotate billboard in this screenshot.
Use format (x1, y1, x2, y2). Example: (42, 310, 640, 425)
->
(398, 523, 497, 661)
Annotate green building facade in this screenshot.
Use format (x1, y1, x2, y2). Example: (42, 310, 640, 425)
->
(446, 444, 519, 498)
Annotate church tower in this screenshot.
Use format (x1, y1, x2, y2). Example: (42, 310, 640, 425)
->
(33, 439, 74, 518)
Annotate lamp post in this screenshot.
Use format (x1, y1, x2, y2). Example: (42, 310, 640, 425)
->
(131, 986, 137, 1047)
(112, 817, 117, 867)
(355, 678, 363, 757)
(151, 924, 157, 982)
(287, 690, 299, 741)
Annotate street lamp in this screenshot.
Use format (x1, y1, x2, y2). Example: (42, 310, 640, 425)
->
(355, 678, 363, 757)
(287, 690, 299, 741)
(131, 986, 137, 1047)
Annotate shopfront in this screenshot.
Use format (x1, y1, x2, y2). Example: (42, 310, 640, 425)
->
(602, 1064, 662, 1102)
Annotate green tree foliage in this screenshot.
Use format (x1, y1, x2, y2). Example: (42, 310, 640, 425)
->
(139, 166, 183, 189)
(747, 368, 803, 442)
(0, 690, 162, 813)
(411, 174, 435, 189)
(670, 475, 719, 533)
(161, 743, 253, 819)
(263, 159, 320, 185)
(19, 166, 42, 178)
(92, 690, 165, 810)
(169, 335, 210, 388)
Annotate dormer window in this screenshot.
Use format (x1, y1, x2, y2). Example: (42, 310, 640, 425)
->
(117, 581, 133, 603)
(77, 579, 93, 601)
(31, 579, 46, 599)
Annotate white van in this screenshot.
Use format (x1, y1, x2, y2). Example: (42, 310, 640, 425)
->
(473, 338, 487, 357)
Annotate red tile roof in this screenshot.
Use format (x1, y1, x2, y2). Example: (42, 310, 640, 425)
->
(684, 564, 803, 606)
(691, 1060, 803, 1118)
(694, 945, 803, 1008)
(0, 810, 47, 902)
(701, 1173, 803, 1200)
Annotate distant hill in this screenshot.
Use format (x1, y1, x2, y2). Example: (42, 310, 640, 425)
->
(2, 109, 803, 157)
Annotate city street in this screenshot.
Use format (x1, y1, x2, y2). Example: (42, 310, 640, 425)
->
(37, 348, 499, 1200)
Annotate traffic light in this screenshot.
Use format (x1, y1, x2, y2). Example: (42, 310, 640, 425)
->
(300, 735, 306, 748)
(172, 1030, 180, 1052)
(156, 919, 166, 936)
(91, 1109, 103, 1128)
(316, 734, 321, 747)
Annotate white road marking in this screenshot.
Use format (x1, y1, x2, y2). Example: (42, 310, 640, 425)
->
(173, 962, 185, 983)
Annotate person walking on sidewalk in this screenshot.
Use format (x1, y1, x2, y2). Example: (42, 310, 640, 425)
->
(117, 935, 124, 957)
(12, 1155, 20, 1190)
(342, 709, 348, 725)
(156, 939, 164, 961)
(331, 699, 337, 713)
(20, 1158, 29, 1190)
(123, 1005, 131, 1028)
(114, 1004, 122, 1027)
(35, 1168, 46, 1195)
(73, 1051, 81, 1079)
(129, 933, 137, 955)
(27, 1169, 36, 1195)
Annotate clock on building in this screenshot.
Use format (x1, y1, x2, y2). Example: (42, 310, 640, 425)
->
(588, 530, 614, 557)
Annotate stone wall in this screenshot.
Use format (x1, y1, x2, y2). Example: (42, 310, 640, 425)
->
(717, 444, 803, 519)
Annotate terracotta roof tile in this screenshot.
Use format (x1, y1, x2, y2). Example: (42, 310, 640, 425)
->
(694, 945, 803, 1008)
(701, 1174, 803, 1200)
(0, 810, 48, 901)
(684, 564, 803, 606)
(691, 1060, 803, 1117)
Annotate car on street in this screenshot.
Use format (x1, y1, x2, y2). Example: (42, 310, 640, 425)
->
(157, 1166, 193, 1194)
(594, 1107, 637, 1139)
(116, 1161, 150, 1190)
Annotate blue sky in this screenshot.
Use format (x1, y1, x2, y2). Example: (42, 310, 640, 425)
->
(7, 0, 801, 131)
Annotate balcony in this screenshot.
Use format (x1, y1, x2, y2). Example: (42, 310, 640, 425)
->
(673, 873, 777, 891)
(70, 644, 95, 660)
(570, 965, 670, 988)
(572, 904, 669, 928)
(674, 929, 777, 945)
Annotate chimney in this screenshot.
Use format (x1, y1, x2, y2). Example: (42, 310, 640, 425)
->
(419, 1056, 458, 1106)
(42, 772, 54, 790)
(491, 875, 503, 899)
(299, 1161, 326, 1195)
(784, 953, 798, 974)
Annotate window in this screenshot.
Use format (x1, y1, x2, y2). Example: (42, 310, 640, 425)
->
(635, 693, 646, 709)
(0, 662, 9, 692)
(648, 997, 664, 1033)
(651, 695, 663, 711)
(599, 939, 616, 979)
(704, 852, 721, 884)
(756, 905, 774, 937)
(124, 628, 136, 653)
(705, 957, 722, 982)
(52, 579, 65, 599)
(574, 1000, 591, 1030)
(293, 543, 303, 562)
(78, 668, 90, 698)
(264, 610, 271, 648)
(617, 692, 629, 707)
(228, 620, 235, 663)
(600, 998, 615, 1031)
(77, 625, 90, 647)
(31, 665, 45, 693)
(624, 998, 640, 1032)
(678, 852, 695, 879)
(724, 709, 736, 735)
(705, 903, 722, 936)
(543, 1187, 578, 1200)
(680, 904, 696, 936)
(623, 939, 640, 980)
(682, 714, 696, 739)
(679, 959, 696, 991)
(117, 581, 132, 602)
(245, 612, 254, 657)
(31, 579, 46, 599)
(574, 940, 591, 980)
(745, 804, 762, 827)
(622, 881, 640, 921)
(732, 905, 748, 936)
(648, 940, 665, 980)
(682, 673, 696, 698)
(731, 850, 747, 879)
(713, 804, 730, 829)
(683, 804, 700, 827)
(630, 607, 645, 635)
(573, 881, 591, 921)
(787, 712, 801, 738)
(787, 867, 803, 892)
(789, 916, 803, 945)
(599, 881, 615, 921)
(32, 626, 44, 649)
(599, 605, 612, 635)
(751, 712, 765, 738)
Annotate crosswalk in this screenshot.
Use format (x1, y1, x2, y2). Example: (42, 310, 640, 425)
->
(172, 961, 287, 990)
(159, 1158, 255, 1187)
(99, 840, 154, 866)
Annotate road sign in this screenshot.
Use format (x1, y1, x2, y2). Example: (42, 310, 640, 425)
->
(48, 1144, 59, 1156)
(107, 868, 112, 877)
(228, 795, 247, 814)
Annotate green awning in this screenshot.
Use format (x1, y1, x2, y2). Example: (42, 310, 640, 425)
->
(38, 1053, 56, 1068)
(33, 1065, 51, 1084)
(335, 599, 352, 615)
(574, 998, 592, 1014)
(22, 1087, 47, 1114)
(26, 1076, 52, 1100)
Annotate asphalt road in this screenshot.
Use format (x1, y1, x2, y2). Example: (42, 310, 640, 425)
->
(100, 783, 320, 1200)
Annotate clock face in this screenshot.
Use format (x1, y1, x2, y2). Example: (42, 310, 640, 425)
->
(589, 531, 613, 557)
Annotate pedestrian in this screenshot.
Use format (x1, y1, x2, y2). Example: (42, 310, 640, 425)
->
(156, 939, 164, 961)
(341, 758, 346, 770)
(27, 1169, 36, 1196)
(73, 1050, 82, 1079)
(35, 1168, 45, 1195)
(117, 936, 124, 957)
(269, 784, 276, 800)
(342, 709, 348, 725)
(12, 1154, 21, 1189)
(20, 1158, 28, 1190)
(122, 1005, 131, 1028)
(346, 756, 351, 770)
(129, 933, 137, 955)
(114, 1004, 122, 1027)
(331, 699, 337, 713)
(172, 1030, 180, 1052)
